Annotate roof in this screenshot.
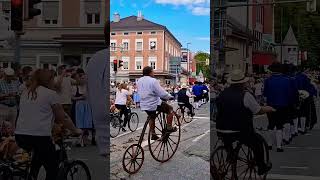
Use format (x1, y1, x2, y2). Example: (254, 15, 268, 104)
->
(283, 26, 298, 45)
(111, 16, 182, 47)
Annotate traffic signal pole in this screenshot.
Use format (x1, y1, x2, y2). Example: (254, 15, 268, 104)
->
(14, 33, 21, 65)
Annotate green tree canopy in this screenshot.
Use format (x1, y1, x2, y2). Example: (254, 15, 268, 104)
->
(194, 52, 210, 79)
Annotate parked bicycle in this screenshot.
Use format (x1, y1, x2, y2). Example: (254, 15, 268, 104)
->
(110, 107, 139, 138)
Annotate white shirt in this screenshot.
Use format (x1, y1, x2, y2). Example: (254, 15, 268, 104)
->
(137, 76, 172, 111)
(55, 76, 72, 105)
(243, 92, 261, 114)
(254, 83, 263, 96)
(86, 48, 108, 156)
(15, 86, 61, 136)
(115, 89, 129, 105)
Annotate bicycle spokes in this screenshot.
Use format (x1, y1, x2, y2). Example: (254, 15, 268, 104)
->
(122, 144, 144, 174)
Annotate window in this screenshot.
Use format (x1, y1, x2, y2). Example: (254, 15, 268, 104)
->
(135, 57, 143, 70)
(42, 1, 59, 25)
(84, 0, 101, 25)
(149, 57, 157, 70)
(110, 41, 116, 51)
(86, 13, 100, 24)
(137, 32, 143, 35)
(136, 39, 143, 51)
(122, 57, 129, 70)
(149, 39, 157, 50)
(151, 31, 156, 34)
(124, 32, 129, 35)
(111, 32, 116, 36)
(110, 57, 115, 72)
(122, 41, 129, 51)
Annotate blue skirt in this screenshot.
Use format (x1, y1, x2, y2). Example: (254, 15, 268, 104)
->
(75, 100, 93, 129)
(133, 93, 140, 103)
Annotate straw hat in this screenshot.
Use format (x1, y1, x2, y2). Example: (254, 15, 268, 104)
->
(181, 84, 187, 88)
(227, 69, 249, 84)
(3, 68, 15, 76)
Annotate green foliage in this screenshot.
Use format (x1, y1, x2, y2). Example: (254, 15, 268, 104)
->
(194, 52, 210, 79)
(274, 0, 320, 68)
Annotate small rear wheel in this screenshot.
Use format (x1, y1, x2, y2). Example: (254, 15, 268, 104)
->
(122, 144, 144, 174)
(211, 146, 234, 180)
(175, 108, 184, 126)
(183, 107, 194, 123)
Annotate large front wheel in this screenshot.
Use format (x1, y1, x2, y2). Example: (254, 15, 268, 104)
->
(148, 113, 180, 162)
(110, 115, 120, 138)
(129, 112, 139, 132)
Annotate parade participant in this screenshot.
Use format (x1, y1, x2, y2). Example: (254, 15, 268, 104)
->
(177, 84, 195, 117)
(216, 69, 275, 175)
(264, 63, 294, 152)
(192, 81, 203, 109)
(115, 83, 132, 132)
(137, 66, 176, 140)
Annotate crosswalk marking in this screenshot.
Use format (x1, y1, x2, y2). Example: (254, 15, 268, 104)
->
(280, 166, 309, 170)
(192, 130, 210, 142)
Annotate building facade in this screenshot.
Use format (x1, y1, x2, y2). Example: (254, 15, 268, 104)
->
(0, 0, 107, 70)
(110, 13, 182, 83)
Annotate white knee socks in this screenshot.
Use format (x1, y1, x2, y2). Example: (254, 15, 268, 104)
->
(300, 117, 306, 132)
(283, 123, 290, 141)
(276, 130, 283, 149)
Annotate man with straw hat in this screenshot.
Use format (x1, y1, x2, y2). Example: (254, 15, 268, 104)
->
(216, 69, 275, 175)
(177, 84, 195, 117)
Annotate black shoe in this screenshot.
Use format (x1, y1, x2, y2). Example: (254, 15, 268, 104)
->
(268, 146, 272, 150)
(298, 130, 306, 135)
(283, 140, 290, 145)
(277, 148, 284, 152)
(166, 126, 177, 133)
(258, 162, 272, 175)
(122, 128, 127, 132)
(151, 134, 160, 140)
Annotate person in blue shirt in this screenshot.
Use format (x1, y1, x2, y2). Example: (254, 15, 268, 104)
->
(264, 62, 293, 152)
(192, 82, 203, 109)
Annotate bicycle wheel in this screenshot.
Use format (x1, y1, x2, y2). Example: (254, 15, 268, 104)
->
(122, 144, 144, 174)
(110, 115, 120, 138)
(148, 112, 181, 163)
(128, 112, 139, 132)
(175, 108, 184, 126)
(184, 107, 194, 123)
(235, 145, 267, 180)
(58, 160, 91, 180)
(211, 146, 233, 180)
(0, 165, 13, 180)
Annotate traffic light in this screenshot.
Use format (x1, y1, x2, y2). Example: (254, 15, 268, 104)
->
(11, 0, 24, 31)
(24, 0, 41, 20)
(118, 60, 123, 68)
(113, 59, 118, 72)
(307, 0, 317, 12)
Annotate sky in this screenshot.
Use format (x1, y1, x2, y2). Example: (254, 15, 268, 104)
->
(110, 0, 210, 53)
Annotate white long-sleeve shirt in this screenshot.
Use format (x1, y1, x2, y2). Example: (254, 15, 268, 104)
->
(86, 48, 108, 156)
(137, 76, 172, 111)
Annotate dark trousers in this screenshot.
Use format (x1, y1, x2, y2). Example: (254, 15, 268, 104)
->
(220, 131, 266, 168)
(15, 135, 59, 180)
(115, 104, 130, 127)
(179, 102, 194, 115)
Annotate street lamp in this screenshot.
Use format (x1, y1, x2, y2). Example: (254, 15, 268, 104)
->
(186, 42, 191, 83)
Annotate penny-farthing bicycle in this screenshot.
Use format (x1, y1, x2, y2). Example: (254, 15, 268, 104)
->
(122, 106, 181, 174)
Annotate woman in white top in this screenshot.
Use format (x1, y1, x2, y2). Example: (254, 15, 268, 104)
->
(15, 69, 81, 180)
(115, 83, 131, 132)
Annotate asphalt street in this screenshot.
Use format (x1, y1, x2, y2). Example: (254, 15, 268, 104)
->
(110, 101, 210, 180)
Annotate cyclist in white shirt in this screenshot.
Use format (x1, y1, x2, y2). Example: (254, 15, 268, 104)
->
(15, 69, 81, 180)
(137, 66, 176, 140)
(115, 83, 132, 132)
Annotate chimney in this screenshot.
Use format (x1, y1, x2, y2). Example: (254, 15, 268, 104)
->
(114, 12, 120, 22)
(137, 11, 143, 21)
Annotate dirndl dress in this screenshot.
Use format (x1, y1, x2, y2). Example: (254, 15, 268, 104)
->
(75, 100, 93, 129)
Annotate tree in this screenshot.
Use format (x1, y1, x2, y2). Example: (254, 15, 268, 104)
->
(194, 52, 210, 79)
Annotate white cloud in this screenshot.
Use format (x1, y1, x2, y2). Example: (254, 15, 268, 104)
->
(155, 0, 209, 16)
(196, 37, 210, 41)
(191, 7, 210, 16)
